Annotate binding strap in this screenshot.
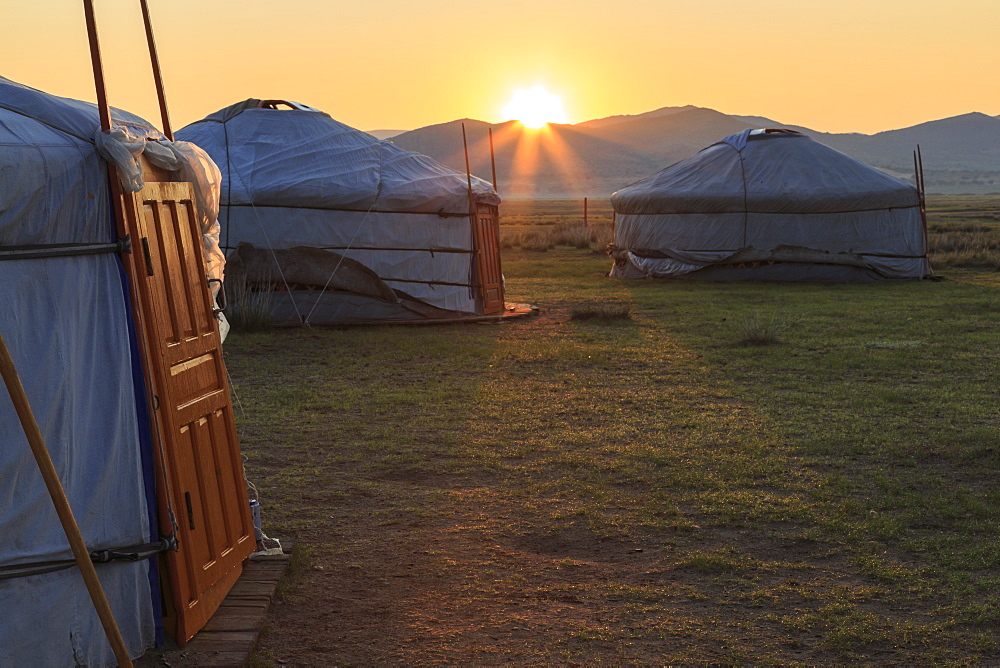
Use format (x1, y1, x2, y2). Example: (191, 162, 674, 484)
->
(0, 535, 176, 581)
(0, 237, 131, 261)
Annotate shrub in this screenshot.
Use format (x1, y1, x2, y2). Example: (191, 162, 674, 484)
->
(225, 283, 275, 333)
(736, 311, 790, 346)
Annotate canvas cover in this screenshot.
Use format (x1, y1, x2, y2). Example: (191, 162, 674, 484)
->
(610, 129, 930, 281)
(176, 101, 501, 321)
(0, 76, 160, 665)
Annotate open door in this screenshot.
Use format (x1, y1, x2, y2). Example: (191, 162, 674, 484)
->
(79, 0, 252, 646)
(126, 179, 255, 644)
(473, 202, 505, 314)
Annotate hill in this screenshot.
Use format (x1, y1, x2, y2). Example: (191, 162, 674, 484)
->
(388, 109, 1000, 196)
(366, 129, 406, 140)
(816, 113, 1000, 191)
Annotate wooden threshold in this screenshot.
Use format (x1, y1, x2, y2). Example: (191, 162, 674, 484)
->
(137, 552, 290, 667)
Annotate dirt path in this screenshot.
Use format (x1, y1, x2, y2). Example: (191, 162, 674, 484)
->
(254, 478, 931, 665)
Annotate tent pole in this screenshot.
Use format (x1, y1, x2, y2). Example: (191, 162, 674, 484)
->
(83, 0, 112, 132)
(0, 333, 133, 667)
(83, 0, 130, 241)
(916, 145, 929, 270)
(462, 123, 482, 301)
(138, 0, 173, 140)
(917, 145, 927, 196)
(461, 122, 477, 225)
(462, 123, 475, 212)
(81, 7, 137, 662)
(488, 127, 498, 192)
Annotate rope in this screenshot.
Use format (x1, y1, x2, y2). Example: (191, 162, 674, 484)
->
(301, 202, 378, 325)
(301, 139, 385, 325)
(733, 143, 749, 248)
(223, 125, 305, 324)
(225, 364, 260, 504)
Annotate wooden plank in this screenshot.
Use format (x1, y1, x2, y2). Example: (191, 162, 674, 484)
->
(184, 630, 258, 644)
(218, 599, 272, 609)
(227, 580, 277, 598)
(201, 611, 267, 632)
(225, 593, 273, 602)
(183, 641, 255, 653)
(138, 553, 290, 666)
(139, 550, 289, 665)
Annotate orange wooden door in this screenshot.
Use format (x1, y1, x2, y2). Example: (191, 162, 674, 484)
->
(127, 180, 255, 644)
(473, 203, 505, 314)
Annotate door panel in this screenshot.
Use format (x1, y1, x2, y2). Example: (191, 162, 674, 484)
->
(126, 180, 254, 644)
(473, 203, 504, 314)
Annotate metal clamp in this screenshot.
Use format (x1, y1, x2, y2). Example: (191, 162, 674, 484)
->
(208, 278, 227, 315)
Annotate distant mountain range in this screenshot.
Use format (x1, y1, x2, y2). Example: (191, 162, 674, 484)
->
(382, 107, 1000, 196)
(367, 129, 406, 140)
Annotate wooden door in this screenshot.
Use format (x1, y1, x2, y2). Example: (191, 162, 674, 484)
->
(473, 203, 505, 314)
(127, 180, 255, 644)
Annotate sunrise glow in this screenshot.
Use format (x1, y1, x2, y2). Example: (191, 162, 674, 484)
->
(502, 86, 568, 129)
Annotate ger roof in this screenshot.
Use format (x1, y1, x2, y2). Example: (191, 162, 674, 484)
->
(177, 100, 499, 215)
(0, 76, 164, 247)
(612, 129, 918, 215)
(0, 75, 161, 143)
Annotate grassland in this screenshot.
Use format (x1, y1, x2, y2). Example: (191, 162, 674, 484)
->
(926, 196, 1000, 272)
(497, 195, 1000, 272)
(232, 196, 999, 664)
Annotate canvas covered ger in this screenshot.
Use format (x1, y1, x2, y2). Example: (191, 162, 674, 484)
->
(609, 129, 931, 281)
(0, 75, 162, 666)
(177, 100, 502, 324)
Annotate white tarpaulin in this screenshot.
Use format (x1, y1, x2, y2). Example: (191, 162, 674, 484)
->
(610, 129, 931, 281)
(0, 75, 158, 666)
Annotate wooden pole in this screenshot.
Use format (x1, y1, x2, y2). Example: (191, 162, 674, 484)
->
(138, 0, 173, 140)
(83, 0, 131, 242)
(0, 333, 133, 667)
(82, 0, 112, 132)
(917, 145, 929, 270)
(461, 123, 484, 298)
(79, 7, 136, 662)
(584, 197, 588, 227)
(461, 123, 475, 216)
(488, 127, 498, 192)
(917, 145, 927, 196)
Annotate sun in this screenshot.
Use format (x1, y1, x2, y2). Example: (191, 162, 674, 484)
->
(502, 86, 568, 128)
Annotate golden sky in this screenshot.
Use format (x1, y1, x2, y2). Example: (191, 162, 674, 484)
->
(2, 0, 998, 135)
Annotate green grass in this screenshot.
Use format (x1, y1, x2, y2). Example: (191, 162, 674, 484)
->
(568, 302, 633, 321)
(926, 194, 1000, 268)
(232, 196, 1000, 664)
(499, 198, 615, 252)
